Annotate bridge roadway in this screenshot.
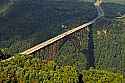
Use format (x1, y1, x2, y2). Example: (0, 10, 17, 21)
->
(0, 2, 14, 16)
(116, 14, 125, 19)
(1, 0, 104, 62)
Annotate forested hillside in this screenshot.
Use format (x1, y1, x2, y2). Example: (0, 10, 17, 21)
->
(103, 0, 125, 4)
(0, 0, 125, 82)
(81, 0, 125, 4)
(0, 55, 124, 82)
(0, 0, 125, 54)
(0, 1, 97, 54)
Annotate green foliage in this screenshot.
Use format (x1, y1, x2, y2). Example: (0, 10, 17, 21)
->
(1, 55, 125, 83)
(83, 69, 125, 83)
(0, 2, 12, 16)
(0, 1, 125, 82)
(55, 28, 88, 70)
(0, 1, 96, 53)
(92, 21, 125, 71)
(0, 55, 78, 83)
(1, 0, 125, 71)
(83, 0, 125, 4)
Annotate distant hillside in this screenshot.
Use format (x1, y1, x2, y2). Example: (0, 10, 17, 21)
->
(79, 0, 125, 4)
(0, 0, 9, 4)
(0, 0, 125, 53)
(103, 0, 125, 4)
(0, 1, 97, 54)
(0, 0, 125, 74)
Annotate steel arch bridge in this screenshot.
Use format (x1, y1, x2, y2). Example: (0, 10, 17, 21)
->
(2, 0, 104, 67)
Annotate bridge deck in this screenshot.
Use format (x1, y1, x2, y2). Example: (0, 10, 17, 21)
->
(20, 1, 103, 55)
(20, 21, 93, 55)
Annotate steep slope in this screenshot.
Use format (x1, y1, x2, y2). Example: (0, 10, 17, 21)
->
(80, 0, 125, 5)
(0, 1, 97, 53)
(0, 0, 125, 72)
(55, 3, 125, 71)
(0, 54, 124, 83)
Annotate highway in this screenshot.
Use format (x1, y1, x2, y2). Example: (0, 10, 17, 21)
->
(0, 2, 14, 16)
(116, 14, 125, 19)
(1, 0, 104, 62)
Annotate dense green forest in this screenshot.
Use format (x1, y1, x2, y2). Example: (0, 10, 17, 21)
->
(0, 0, 125, 82)
(82, 0, 125, 4)
(0, 55, 125, 82)
(0, 1, 97, 54)
(0, 0, 125, 54)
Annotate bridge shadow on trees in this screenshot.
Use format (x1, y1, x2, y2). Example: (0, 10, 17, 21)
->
(0, 50, 11, 61)
(81, 26, 95, 69)
(78, 74, 84, 83)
